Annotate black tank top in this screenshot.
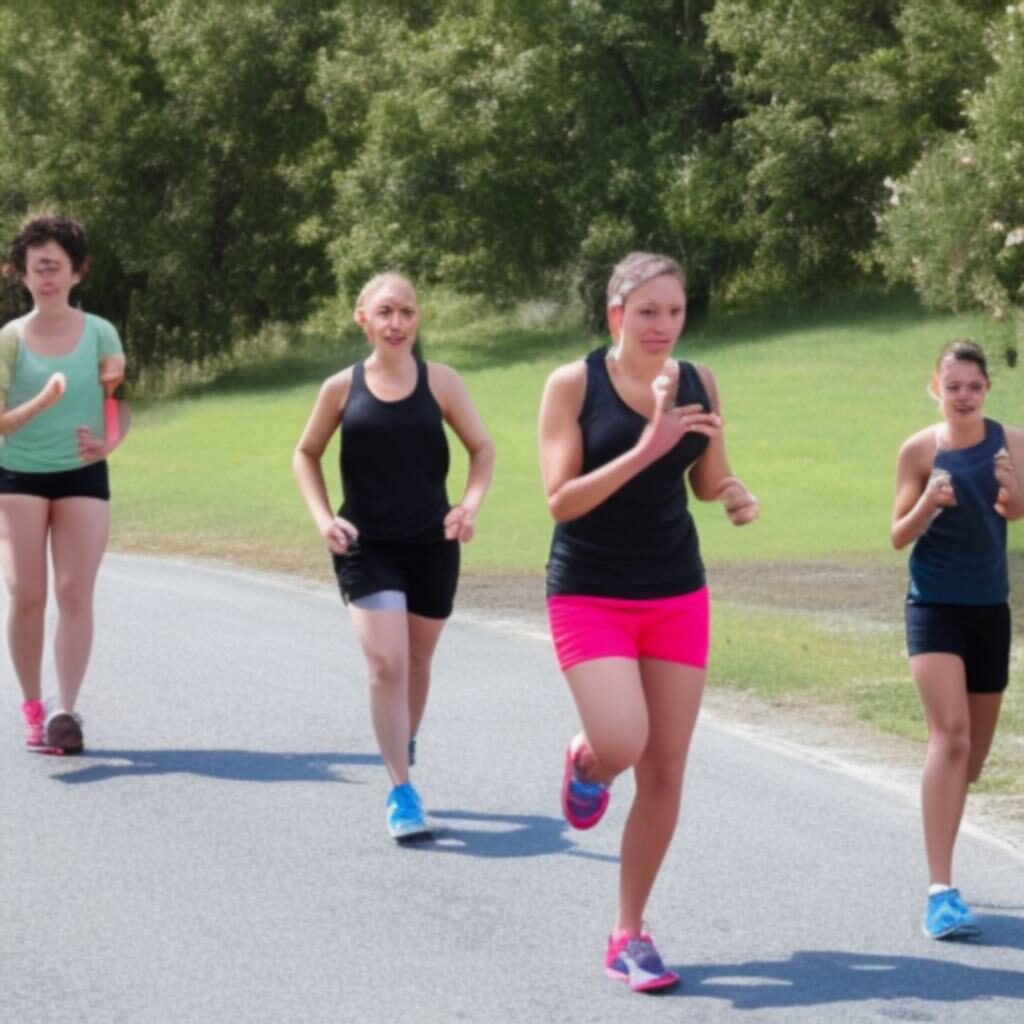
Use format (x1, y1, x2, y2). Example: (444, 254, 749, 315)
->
(339, 358, 450, 541)
(546, 348, 710, 598)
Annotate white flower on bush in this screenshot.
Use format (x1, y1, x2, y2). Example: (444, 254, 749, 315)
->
(992, 221, 1006, 233)
(1004, 227, 1024, 247)
(883, 175, 901, 205)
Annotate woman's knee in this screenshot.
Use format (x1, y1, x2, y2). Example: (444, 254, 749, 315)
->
(408, 648, 432, 681)
(54, 577, 94, 618)
(589, 733, 647, 778)
(635, 755, 686, 798)
(928, 720, 970, 762)
(365, 652, 407, 689)
(9, 582, 47, 618)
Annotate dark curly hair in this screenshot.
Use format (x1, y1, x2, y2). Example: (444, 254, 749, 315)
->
(4, 213, 91, 279)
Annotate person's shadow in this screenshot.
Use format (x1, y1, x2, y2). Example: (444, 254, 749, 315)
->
(397, 807, 620, 861)
(49, 755, 613, 862)
(677, 942, 1024, 1009)
(48, 748, 383, 785)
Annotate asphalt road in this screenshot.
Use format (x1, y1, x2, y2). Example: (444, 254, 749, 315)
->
(2, 554, 1022, 1023)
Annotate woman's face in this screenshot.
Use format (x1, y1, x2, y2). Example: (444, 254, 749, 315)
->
(356, 278, 420, 353)
(934, 356, 990, 425)
(22, 240, 80, 305)
(613, 274, 686, 357)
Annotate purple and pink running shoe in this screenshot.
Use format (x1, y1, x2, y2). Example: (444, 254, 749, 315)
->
(22, 700, 44, 748)
(561, 733, 610, 830)
(605, 928, 680, 993)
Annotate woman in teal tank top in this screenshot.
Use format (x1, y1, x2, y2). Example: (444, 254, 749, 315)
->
(0, 214, 126, 754)
(891, 340, 1024, 940)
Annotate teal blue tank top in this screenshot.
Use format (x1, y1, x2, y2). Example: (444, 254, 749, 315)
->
(0, 313, 123, 473)
(908, 418, 1008, 605)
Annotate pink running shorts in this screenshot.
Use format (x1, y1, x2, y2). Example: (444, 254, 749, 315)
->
(547, 588, 710, 672)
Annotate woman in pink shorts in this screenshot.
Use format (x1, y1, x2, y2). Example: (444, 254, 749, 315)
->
(538, 252, 758, 992)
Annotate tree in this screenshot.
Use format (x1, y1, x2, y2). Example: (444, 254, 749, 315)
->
(880, 6, 1024, 363)
(0, 0, 336, 367)
(694, 0, 1002, 301)
(315, 0, 724, 325)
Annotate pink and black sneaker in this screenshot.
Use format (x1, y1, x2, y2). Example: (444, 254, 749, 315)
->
(605, 928, 680, 993)
(22, 699, 45, 748)
(561, 733, 610, 830)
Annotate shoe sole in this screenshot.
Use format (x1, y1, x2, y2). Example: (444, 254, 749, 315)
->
(923, 922, 982, 940)
(392, 828, 434, 844)
(605, 967, 681, 992)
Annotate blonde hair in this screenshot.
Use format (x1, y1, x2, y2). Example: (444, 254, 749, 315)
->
(607, 252, 686, 308)
(354, 272, 417, 313)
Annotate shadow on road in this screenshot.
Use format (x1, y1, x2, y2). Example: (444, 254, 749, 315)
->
(47, 748, 383, 784)
(676, 948, 1024, 1009)
(410, 808, 617, 861)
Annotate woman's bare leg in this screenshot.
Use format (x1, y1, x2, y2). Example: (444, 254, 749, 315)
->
(0, 495, 51, 702)
(49, 497, 110, 711)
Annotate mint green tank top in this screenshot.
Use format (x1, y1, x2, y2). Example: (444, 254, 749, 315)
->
(0, 313, 123, 472)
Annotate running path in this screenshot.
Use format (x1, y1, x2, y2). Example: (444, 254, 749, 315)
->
(1, 554, 1022, 1024)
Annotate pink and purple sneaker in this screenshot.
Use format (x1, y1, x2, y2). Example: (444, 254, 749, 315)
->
(22, 699, 44, 748)
(605, 928, 680, 993)
(561, 734, 610, 830)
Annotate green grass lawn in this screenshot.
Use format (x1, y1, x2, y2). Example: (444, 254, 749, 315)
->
(110, 292, 1024, 804)
(115, 291, 1022, 570)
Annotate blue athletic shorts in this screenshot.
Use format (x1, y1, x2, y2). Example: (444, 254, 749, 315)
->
(905, 601, 1011, 694)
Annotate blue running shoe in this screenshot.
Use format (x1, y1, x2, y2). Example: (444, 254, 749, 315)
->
(923, 888, 981, 940)
(386, 783, 432, 843)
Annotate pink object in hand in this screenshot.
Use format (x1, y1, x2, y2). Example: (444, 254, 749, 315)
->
(104, 396, 121, 447)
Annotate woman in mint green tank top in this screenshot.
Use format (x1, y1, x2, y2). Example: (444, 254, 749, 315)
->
(891, 340, 1023, 941)
(0, 214, 127, 754)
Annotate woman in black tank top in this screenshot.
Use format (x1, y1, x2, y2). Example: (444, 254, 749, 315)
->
(294, 273, 495, 843)
(538, 252, 758, 991)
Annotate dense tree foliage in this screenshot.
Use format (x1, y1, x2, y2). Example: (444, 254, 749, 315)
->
(0, 0, 1018, 364)
(0, 0, 333, 365)
(879, 6, 1024, 360)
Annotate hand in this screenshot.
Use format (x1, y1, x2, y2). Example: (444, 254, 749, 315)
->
(640, 401, 722, 463)
(444, 505, 476, 542)
(718, 479, 759, 526)
(994, 447, 1021, 518)
(40, 372, 66, 410)
(76, 425, 108, 462)
(322, 516, 358, 555)
(98, 356, 125, 396)
(925, 467, 957, 510)
(651, 359, 680, 414)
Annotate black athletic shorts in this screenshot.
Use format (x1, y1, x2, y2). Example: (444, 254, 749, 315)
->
(905, 601, 1011, 694)
(332, 536, 460, 620)
(0, 461, 110, 501)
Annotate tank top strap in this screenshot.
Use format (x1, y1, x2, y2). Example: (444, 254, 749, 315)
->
(676, 361, 710, 410)
(580, 348, 610, 419)
(986, 418, 1006, 453)
(414, 355, 430, 395)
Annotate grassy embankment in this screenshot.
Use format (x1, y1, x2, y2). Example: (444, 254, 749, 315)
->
(112, 293, 1023, 801)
